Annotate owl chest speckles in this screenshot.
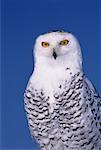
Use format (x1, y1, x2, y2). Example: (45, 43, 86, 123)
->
(24, 72, 101, 150)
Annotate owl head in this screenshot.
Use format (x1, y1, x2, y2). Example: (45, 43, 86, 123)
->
(34, 31, 82, 71)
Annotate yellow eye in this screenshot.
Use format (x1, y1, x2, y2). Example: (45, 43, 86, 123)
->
(41, 42, 50, 47)
(59, 39, 69, 46)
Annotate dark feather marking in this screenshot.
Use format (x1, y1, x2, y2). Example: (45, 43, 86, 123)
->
(87, 135, 95, 145)
(31, 113, 38, 117)
(97, 115, 100, 120)
(74, 112, 82, 119)
(66, 67, 70, 70)
(64, 90, 75, 100)
(72, 92, 81, 100)
(90, 99, 94, 106)
(99, 129, 101, 133)
(63, 88, 71, 96)
(72, 126, 80, 131)
(59, 85, 62, 88)
(64, 102, 77, 110)
(80, 142, 87, 147)
(30, 124, 35, 128)
(25, 95, 31, 99)
(27, 107, 34, 111)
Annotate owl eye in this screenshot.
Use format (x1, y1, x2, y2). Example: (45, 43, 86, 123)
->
(59, 39, 69, 46)
(41, 42, 50, 47)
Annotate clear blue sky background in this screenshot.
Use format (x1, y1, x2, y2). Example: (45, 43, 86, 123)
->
(1, 0, 101, 149)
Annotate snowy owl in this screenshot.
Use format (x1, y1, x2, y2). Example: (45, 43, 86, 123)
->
(24, 31, 101, 150)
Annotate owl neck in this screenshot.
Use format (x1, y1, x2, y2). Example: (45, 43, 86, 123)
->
(34, 52, 83, 75)
(31, 54, 83, 92)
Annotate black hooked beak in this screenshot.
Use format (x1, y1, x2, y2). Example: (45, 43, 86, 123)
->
(53, 51, 57, 59)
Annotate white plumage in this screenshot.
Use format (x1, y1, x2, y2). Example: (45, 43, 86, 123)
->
(24, 31, 101, 150)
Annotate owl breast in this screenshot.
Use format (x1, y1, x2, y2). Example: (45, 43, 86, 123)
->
(25, 72, 101, 150)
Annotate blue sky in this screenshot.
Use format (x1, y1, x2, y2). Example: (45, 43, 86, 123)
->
(1, 0, 101, 149)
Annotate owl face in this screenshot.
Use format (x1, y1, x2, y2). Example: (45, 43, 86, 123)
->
(34, 31, 81, 61)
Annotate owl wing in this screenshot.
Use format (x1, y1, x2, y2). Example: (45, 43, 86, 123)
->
(24, 82, 52, 149)
(84, 77, 101, 134)
(24, 82, 39, 140)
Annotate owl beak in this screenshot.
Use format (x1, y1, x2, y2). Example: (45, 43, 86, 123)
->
(52, 48, 57, 59)
(53, 51, 57, 59)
